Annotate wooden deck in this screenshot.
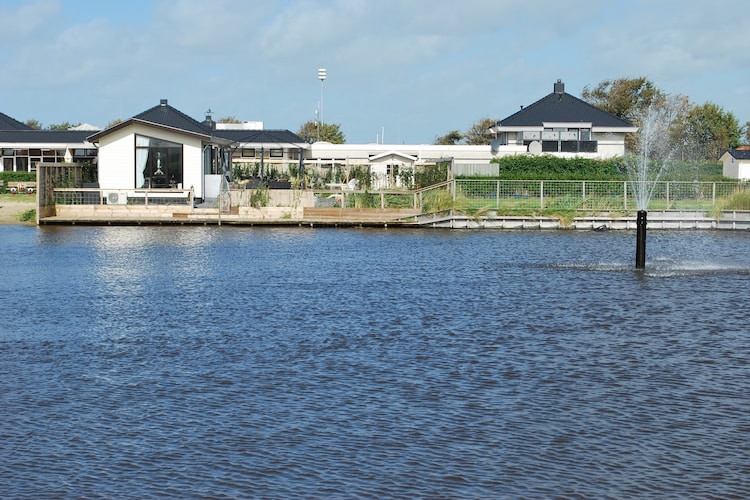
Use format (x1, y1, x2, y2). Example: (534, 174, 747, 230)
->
(38, 205, 423, 226)
(302, 208, 422, 223)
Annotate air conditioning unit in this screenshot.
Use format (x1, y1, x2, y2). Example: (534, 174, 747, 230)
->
(105, 191, 127, 205)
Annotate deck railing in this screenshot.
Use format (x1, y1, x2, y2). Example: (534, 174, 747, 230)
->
(52, 187, 194, 207)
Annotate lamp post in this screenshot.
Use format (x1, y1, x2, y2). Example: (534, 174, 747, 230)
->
(318, 68, 326, 141)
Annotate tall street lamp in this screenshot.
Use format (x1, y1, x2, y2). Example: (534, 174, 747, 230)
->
(318, 68, 326, 141)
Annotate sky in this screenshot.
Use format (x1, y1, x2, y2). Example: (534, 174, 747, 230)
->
(1, 0, 748, 144)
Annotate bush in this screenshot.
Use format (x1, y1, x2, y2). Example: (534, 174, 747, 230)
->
(422, 189, 454, 213)
(19, 209, 36, 222)
(711, 189, 750, 217)
(488, 155, 724, 181)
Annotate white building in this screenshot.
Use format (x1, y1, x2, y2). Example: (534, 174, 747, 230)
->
(720, 148, 750, 180)
(488, 80, 637, 159)
(2, 80, 638, 197)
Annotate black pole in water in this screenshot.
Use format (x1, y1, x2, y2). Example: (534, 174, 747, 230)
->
(636, 209, 647, 270)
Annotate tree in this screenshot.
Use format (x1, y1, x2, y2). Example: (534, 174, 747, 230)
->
(218, 116, 241, 123)
(464, 117, 497, 145)
(48, 121, 79, 131)
(297, 121, 345, 143)
(581, 77, 663, 123)
(582, 77, 682, 153)
(670, 102, 742, 161)
(25, 119, 42, 130)
(105, 118, 123, 129)
(434, 130, 463, 145)
(434, 117, 497, 145)
(744, 121, 750, 145)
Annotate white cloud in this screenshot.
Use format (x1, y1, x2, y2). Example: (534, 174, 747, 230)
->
(2, 0, 748, 141)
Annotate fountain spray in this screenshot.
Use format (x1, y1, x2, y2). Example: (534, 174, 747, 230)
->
(625, 101, 678, 270)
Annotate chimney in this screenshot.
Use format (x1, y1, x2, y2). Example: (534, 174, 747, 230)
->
(160, 99, 168, 106)
(204, 109, 215, 131)
(554, 80, 565, 94)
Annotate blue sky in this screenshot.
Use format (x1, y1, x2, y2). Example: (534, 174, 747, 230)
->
(1, 0, 748, 144)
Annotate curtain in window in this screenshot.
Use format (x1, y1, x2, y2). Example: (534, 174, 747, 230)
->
(136, 148, 149, 188)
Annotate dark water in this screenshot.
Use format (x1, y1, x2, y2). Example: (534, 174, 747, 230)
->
(1, 225, 749, 498)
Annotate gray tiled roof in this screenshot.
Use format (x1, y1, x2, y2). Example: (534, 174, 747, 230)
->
(0, 130, 94, 144)
(132, 101, 211, 135)
(496, 86, 635, 129)
(0, 112, 34, 130)
(215, 129, 305, 145)
(726, 148, 750, 160)
(87, 100, 302, 145)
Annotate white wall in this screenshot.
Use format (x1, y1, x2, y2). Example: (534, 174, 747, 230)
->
(307, 143, 498, 165)
(723, 157, 750, 180)
(306, 136, 625, 167)
(97, 125, 135, 190)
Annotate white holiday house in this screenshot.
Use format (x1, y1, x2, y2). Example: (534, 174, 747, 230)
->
(720, 148, 750, 180)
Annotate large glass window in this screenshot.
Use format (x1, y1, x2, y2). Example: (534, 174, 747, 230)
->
(136, 135, 183, 188)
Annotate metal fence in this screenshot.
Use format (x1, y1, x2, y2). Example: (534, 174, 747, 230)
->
(312, 189, 419, 209)
(52, 188, 194, 206)
(451, 180, 743, 212)
(47, 180, 746, 214)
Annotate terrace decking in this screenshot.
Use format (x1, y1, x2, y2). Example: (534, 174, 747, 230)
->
(37, 203, 750, 230)
(39, 204, 423, 227)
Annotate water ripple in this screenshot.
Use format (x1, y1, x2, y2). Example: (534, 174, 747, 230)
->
(2, 227, 750, 498)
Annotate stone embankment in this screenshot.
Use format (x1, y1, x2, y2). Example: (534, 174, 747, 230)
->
(32, 204, 750, 230)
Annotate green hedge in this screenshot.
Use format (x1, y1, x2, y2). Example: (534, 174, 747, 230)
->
(0, 171, 36, 182)
(485, 155, 724, 181)
(0, 172, 36, 193)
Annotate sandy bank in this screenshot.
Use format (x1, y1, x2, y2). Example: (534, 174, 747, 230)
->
(0, 200, 36, 225)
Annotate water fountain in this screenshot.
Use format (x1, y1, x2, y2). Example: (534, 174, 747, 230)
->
(624, 103, 677, 270)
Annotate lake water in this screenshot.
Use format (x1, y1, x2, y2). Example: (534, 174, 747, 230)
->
(1, 225, 749, 498)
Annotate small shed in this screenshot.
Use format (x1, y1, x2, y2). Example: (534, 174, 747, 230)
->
(720, 148, 750, 180)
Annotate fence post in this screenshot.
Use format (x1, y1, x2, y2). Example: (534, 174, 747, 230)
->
(712, 182, 716, 205)
(624, 181, 628, 210)
(582, 180, 586, 200)
(496, 180, 500, 209)
(540, 180, 544, 209)
(666, 181, 670, 208)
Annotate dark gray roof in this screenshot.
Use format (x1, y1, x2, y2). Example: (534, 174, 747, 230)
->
(215, 129, 305, 145)
(87, 99, 301, 146)
(0, 130, 94, 144)
(0, 112, 34, 130)
(496, 82, 635, 129)
(726, 148, 750, 160)
(132, 100, 210, 135)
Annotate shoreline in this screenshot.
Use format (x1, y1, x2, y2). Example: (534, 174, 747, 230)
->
(2, 198, 749, 230)
(0, 200, 36, 225)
